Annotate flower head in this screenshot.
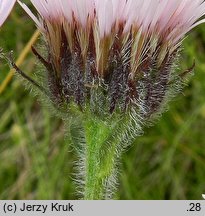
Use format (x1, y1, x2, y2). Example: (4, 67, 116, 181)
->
(3, 0, 205, 115)
(0, 0, 16, 27)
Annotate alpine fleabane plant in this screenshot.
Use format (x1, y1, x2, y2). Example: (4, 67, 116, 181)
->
(1, 0, 205, 199)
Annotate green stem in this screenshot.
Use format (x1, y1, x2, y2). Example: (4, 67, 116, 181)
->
(83, 117, 118, 199)
(67, 113, 123, 199)
(67, 107, 140, 200)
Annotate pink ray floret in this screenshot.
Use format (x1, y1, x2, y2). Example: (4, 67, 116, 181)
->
(14, 0, 205, 44)
(13, 0, 205, 74)
(1, 1, 205, 44)
(0, 0, 16, 27)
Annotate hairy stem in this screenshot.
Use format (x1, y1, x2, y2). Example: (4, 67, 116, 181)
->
(83, 117, 118, 199)
(68, 110, 130, 200)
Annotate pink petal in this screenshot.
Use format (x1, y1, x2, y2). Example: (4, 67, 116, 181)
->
(18, 1, 42, 28)
(0, 0, 16, 27)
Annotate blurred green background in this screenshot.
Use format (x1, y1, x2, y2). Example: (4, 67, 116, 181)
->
(0, 3, 205, 200)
